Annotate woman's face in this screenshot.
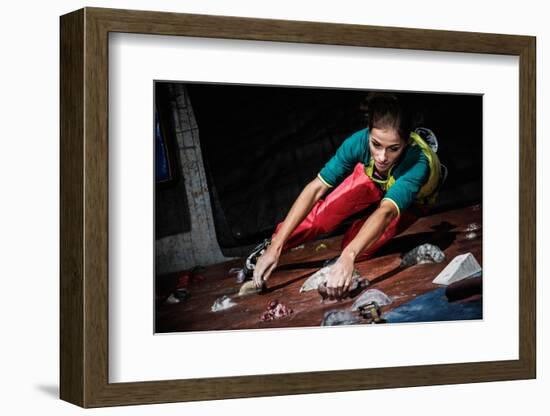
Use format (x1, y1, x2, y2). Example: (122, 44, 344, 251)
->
(369, 127, 407, 174)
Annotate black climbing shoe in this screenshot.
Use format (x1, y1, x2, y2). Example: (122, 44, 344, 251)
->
(243, 238, 271, 278)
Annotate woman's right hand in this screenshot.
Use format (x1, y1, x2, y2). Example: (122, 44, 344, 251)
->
(251, 177, 329, 290)
(253, 244, 281, 289)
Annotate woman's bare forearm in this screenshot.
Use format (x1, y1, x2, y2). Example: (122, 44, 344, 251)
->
(325, 200, 398, 298)
(340, 200, 398, 262)
(270, 178, 329, 251)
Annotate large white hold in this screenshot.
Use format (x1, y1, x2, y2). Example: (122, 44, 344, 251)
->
(300, 265, 363, 293)
(432, 252, 481, 285)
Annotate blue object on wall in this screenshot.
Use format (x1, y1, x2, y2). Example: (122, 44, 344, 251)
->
(155, 112, 171, 183)
(384, 288, 482, 324)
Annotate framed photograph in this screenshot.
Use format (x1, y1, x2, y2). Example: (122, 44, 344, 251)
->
(60, 7, 536, 408)
(153, 83, 484, 333)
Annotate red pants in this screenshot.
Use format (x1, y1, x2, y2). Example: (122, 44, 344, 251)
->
(274, 163, 419, 261)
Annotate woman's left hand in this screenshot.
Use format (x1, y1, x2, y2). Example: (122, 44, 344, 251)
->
(326, 255, 355, 300)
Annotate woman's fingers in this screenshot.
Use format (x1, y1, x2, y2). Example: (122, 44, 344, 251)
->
(343, 277, 351, 294)
(327, 269, 352, 300)
(266, 262, 276, 277)
(336, 284, 342, 299)
(253, 250, 279, 289)
(253, 270, 263, 289)
(253, 258, 267, 288)
(327, 278, 343, 300)
(260, 262, 277, 288)
(328, 285, 336, 300)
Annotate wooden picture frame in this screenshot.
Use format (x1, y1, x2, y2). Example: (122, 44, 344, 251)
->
(60, 7, 536, 408)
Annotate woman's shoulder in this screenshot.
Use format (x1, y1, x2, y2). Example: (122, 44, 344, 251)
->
(344, 128, 369, 149)
(346, 127, 369, 141)
(395, 144, 427, 174)
(338, 127, 369, 151)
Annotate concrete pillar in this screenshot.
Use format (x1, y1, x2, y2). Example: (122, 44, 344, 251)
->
(155, 84, 229, 274)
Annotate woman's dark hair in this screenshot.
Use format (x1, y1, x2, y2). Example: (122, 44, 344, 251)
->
(361, 92, 413, 141)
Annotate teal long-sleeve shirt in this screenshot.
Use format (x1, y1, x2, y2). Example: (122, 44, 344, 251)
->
(318, 128, 431, 214)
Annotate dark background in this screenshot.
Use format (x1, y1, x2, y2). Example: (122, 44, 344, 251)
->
(156, 83, 482, 254)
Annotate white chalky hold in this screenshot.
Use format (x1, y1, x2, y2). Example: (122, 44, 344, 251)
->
(432, 252, 482, 285)
(211, 295, 237, 312)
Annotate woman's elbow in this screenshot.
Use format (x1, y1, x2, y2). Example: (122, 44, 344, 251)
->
(378, 199, 399, 221)
(307, 177, 330, 199)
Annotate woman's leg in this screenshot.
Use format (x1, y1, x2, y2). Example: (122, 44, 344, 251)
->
(340, 209, 419, 261)
(274, 163, 384, 251)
